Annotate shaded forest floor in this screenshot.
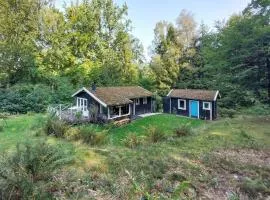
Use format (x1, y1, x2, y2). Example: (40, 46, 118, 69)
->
(0, 113, 270, 199)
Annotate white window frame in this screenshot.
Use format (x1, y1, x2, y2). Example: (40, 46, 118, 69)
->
(143, 97, 147, 104)
(203, 102, 211, 110)
(77, 97, 88, 109)
(135, 98, 140, 105)
(178, 99, 186, 110)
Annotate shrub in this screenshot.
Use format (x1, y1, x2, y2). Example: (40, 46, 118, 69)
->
(122, 133, 144, 148)
(64, 127, 80, 140)
(44, 117, 68, 138)
(174, 125, 192, 137)
(219, 108, 237, 118)
(0, 81, 74, 114)
(146, 126, 165, 143)
(0, 140, 74, 199)
(79, 126, 108, 145)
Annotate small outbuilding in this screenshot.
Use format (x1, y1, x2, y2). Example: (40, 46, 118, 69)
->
(163, 89, 220, 120)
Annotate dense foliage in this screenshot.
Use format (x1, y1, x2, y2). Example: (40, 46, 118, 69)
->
(0, 0, 269, 113)
(150, 0, 270, 107)
(0, 140, 74, 199)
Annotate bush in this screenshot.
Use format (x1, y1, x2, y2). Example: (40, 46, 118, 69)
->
(44, 117, 69, 138)
(0, 140, 74, 199)
(0, 81, 74, 114)
(146, 126, 165, 143)
(219, 108, 237, 118)
(79, 126, 108, 145)
(0, 84, 52, 114)
(64, 127, 80, 140)
(122, 133, 144, 148)
(174, 125, 192, 137)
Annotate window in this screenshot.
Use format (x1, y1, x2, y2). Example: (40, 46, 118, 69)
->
(109, 104, 130, 119)
(143, 97, 147, 104)
(77, 97, 87, 108)
(203, 102, 211, 110)
(121, 104, 129, 115)
(178, 99, 186, 110)
(135, 98, 140, 105)
(112, 106, 120, 116)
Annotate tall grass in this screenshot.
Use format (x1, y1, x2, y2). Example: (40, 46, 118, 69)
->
(0, 140, 74, 199)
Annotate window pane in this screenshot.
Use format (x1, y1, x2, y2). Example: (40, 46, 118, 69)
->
(121, 105, 129, 115)
(180, 101, 184, 107)
(112, 107, 120, 116)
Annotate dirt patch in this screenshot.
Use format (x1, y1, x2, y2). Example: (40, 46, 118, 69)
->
(200, 148, 270, 200)
(213, 148, 270, 167)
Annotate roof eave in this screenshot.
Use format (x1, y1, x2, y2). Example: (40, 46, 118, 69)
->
(72, 87, 107, 107)
(214, 90, 220, 101)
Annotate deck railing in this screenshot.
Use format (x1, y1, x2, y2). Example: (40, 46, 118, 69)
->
(47, 104, 88, 120)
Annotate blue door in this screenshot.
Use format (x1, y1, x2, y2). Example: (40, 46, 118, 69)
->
(190, 100, 199, 118)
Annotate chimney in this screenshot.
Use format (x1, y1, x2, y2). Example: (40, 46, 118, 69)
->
(92, 82, 96, 92)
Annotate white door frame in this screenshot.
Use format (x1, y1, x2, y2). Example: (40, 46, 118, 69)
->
(189, 100, 199, 119)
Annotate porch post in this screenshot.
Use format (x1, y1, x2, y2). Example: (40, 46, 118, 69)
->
(119, 106, 122, 116)
(99, 104, 102, 114)
(133, 102, 136, 115)
(107, 107, 110, 119)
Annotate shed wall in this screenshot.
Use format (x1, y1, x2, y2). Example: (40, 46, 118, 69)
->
(163, 97, 217, 120)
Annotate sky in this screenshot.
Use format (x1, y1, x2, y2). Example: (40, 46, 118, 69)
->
(55, 0, 251, 59)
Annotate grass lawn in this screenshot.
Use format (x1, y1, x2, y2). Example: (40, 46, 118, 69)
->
(108, 114, 204, 143)
(0, 114, 43, 152)
(0, 113, 270, 199)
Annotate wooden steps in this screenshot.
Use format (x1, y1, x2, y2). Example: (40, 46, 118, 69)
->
(113, 118, 131, 126)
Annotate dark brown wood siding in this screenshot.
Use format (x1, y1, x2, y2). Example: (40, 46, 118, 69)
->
(131, 97, 152, 115)
(74, 91, 106, 114)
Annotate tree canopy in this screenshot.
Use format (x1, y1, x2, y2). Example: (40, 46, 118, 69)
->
(0, 0, 269, 113)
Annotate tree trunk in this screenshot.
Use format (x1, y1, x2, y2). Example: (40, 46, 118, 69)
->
(267, 57, 270, 104)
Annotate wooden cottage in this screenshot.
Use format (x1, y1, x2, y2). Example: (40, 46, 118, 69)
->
(163, 89, 220, 120)
(71, 86, 154, 121)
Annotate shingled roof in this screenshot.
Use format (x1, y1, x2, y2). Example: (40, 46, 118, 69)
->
(167, 89, 219, 101)
(72, 86, 153, 106)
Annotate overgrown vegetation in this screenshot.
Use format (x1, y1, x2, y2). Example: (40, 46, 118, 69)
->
(146, 126, 166, 143)
(122, 133, 144, 148)
(0, 140, 74, 199)
(174, 124, 193, 137)
(45, 116, 108, 146)
(0, 113, 270, 199)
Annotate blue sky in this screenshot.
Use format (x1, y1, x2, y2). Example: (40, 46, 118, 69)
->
(55, 0, 251, 58)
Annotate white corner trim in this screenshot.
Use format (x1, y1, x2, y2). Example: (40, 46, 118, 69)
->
(214, 90, 220, 101)
(167, 89, 173, 96)
(72, 87, 107, 107)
